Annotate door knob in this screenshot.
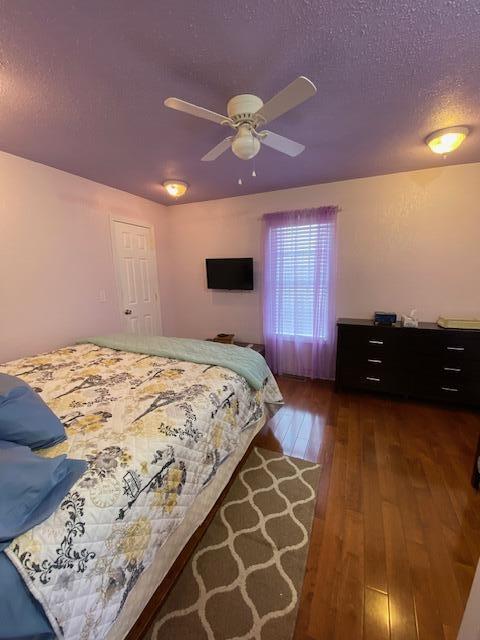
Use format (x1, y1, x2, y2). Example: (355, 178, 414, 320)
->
(124, 309, 132, 315)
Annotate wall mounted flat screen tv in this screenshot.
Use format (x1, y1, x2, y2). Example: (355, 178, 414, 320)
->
(206, 258, 254, 290)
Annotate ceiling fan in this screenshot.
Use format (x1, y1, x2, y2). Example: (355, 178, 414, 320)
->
(164, 76, 317, 162)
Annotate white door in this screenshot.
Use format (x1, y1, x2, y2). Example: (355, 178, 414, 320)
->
(111, 220, 161, 335)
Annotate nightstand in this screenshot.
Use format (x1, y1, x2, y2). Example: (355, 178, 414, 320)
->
(233, 341, 265, 357)
(206, 339, 265, 358)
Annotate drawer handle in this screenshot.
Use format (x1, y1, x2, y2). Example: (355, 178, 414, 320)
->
(369, 340, 384, 345)
(368, 359, 382, 364)
(441, 386, 459, 392)
(447, 346, 464, 351)
(366, 376, 381, 382)
(443, 366, 461, 372)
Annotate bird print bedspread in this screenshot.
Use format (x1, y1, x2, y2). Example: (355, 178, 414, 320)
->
(0, 343, 282, 639)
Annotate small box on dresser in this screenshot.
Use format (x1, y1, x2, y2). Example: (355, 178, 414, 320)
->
(335, 318, 480, 407)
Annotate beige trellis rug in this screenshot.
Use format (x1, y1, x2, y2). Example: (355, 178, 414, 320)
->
(144, 447, 320, 640)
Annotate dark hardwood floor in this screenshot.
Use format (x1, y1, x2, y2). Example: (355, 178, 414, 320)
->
(254, 376, 480, 640)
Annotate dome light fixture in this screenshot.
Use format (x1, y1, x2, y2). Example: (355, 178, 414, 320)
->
(231, 124, 261, 160)
(425, 126, 469, 155)
(162, 180, 188, 198)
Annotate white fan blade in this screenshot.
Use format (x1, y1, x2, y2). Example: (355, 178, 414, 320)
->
(260, 131, 305, 157)
(255, 76, 316, 124)
(201, 136, 233, 161)
(164, 97, 232, 126)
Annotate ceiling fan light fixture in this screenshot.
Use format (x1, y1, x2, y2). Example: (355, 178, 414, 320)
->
(425, 126, 469, 155)
(162, 179, 188, 198)
(231, 126, 261, 160)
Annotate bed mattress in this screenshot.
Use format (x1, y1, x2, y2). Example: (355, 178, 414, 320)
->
(0, 343, 282, 640)
(106, 413, 267, 640)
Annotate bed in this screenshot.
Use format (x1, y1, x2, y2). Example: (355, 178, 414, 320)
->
(0, 338, 282, 640)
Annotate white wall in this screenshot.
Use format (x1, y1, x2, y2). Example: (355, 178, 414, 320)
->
(162, 163, 480, 343)
(0, 151, 168, 363)
(2, 152, 479, 361)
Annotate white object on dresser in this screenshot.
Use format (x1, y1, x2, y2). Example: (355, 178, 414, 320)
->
(401, 309, 419, 328)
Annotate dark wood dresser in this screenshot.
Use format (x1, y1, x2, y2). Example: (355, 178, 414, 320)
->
(335, 318, 480, 407)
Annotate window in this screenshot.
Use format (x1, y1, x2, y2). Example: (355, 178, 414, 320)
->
(267, 221, 334, 338)
(263, 207, 337, 379)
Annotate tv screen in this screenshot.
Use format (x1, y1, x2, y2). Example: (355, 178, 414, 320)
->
(206, 258, 254, 290)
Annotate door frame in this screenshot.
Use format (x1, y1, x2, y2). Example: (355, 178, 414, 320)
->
(109, 216, 163, 334)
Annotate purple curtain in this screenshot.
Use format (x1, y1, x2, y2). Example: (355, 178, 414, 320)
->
(263, 207, 337, 379)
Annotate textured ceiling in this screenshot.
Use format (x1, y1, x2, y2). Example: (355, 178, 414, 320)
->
(0, 0, 479, 205)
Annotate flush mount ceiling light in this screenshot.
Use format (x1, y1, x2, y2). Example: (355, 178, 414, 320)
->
(162, 180, 188, 198)
(425, 126, 469, 155)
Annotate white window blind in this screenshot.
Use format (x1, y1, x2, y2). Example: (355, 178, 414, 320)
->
(269, 221, 333, 338)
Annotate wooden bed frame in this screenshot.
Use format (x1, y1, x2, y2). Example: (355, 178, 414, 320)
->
(125, 440, 256, 639)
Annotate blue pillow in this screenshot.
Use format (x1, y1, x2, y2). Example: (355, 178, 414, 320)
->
(0, 552, 54, 639)
(0, 373, 66, 449)
(0, 440, 88, 551)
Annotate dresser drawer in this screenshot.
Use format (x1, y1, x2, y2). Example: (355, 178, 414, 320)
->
(409, 330, 480, 361)
(405, 353, 480, 380)
(344, 351, 397, 371)
(338, 325, 400, 356)
(340, 364, 400, 394)
(412, 375, 480, 405)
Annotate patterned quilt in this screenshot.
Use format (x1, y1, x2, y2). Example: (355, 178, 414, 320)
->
(0, 343, 282, 639)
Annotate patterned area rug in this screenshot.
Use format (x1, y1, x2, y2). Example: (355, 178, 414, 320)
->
(145, 447, 320, 640)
